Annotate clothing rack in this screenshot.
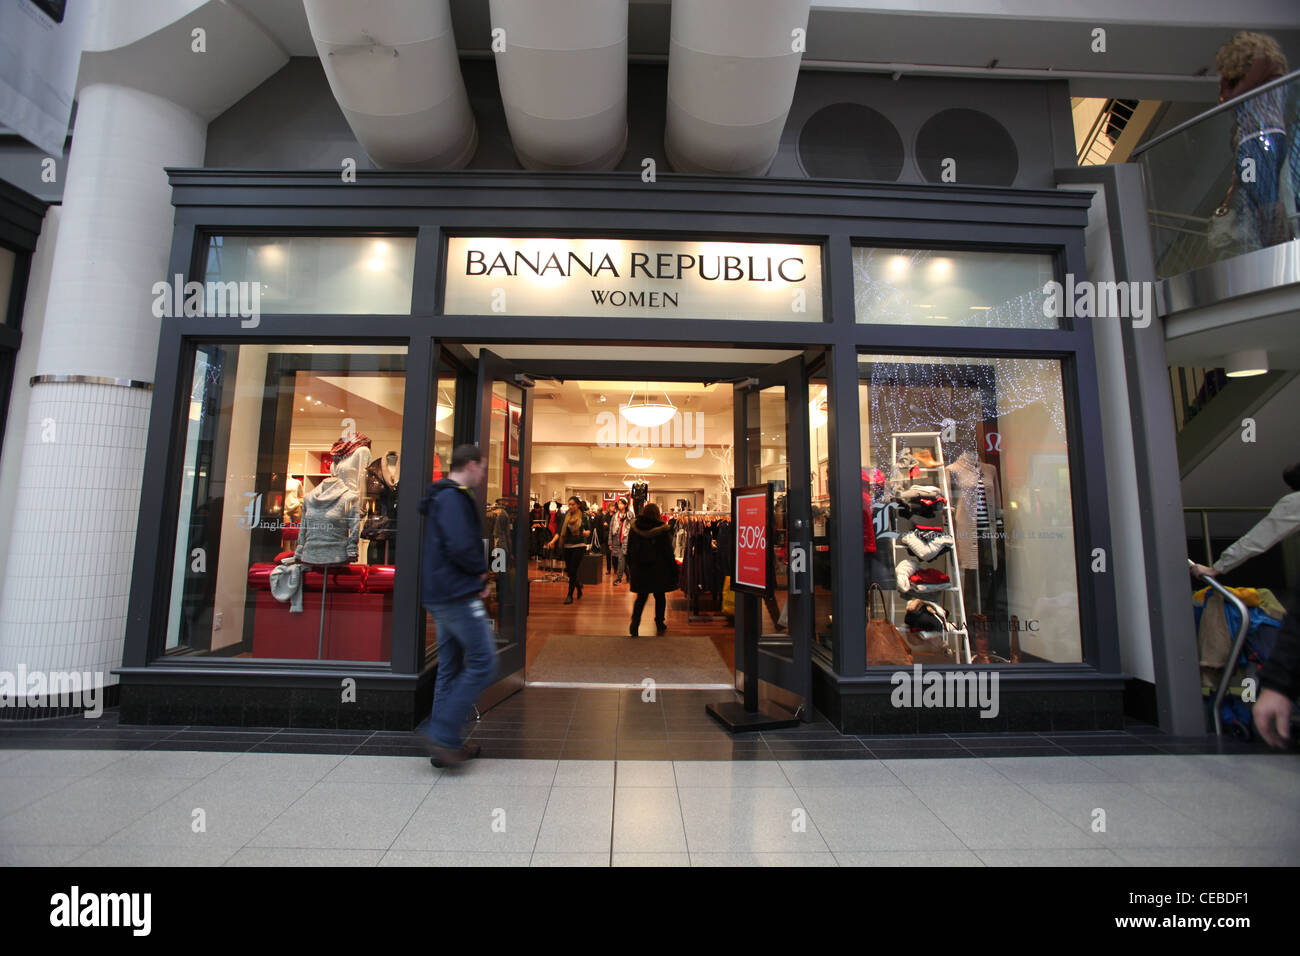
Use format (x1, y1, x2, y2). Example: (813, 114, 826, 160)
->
(673, 514, 732, 621)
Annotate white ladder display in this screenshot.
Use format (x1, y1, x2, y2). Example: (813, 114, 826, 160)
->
(887, 431, 971, 664)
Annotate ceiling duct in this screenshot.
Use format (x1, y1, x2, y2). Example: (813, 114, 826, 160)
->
(665, 0, 810, 176)
(489, 0, 628, 170)
(303, 0, 477, 168)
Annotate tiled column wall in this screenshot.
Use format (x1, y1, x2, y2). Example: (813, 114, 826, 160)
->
(0, 382, 152, 680)
(0, 83, 204, 702)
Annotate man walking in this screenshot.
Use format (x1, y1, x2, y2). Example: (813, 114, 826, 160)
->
(417, 444, 497, 769)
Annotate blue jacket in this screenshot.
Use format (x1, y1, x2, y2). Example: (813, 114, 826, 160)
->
(419, 478, 488, 604)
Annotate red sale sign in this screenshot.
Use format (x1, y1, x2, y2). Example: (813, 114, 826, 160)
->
(734, 490, 770, 592)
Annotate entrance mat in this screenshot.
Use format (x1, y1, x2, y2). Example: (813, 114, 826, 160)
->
(528, 634, 733, 685)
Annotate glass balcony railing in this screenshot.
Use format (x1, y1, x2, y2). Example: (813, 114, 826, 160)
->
(1134, 70, 1300, 280)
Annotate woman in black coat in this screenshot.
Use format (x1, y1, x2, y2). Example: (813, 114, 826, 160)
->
(625, 502, 677, 637)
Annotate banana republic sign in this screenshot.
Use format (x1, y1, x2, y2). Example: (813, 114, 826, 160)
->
(444, 237, 823, 321)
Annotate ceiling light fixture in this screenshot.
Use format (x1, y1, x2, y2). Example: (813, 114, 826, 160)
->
(1225, 349, 1269, 378)
(625, 447, 655, 470)
(620, 382, 675, 427)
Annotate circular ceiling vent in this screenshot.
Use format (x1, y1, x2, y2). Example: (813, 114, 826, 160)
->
(798, 103, 905, 182)
(915, 108, 1018, 186)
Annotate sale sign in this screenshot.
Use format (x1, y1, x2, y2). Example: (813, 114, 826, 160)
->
(733, 486, 772, 594)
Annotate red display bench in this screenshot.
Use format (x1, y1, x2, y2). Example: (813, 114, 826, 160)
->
(247, 561, 393, 661)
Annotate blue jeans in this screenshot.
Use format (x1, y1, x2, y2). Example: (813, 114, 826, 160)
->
(423, 596, 498, 748)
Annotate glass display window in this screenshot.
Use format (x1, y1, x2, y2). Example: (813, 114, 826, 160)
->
(165, 343, 407, 662)
(858, 353, 1082, 665)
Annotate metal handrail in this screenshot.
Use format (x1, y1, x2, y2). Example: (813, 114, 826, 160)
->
(1131, 68, 1300, 159)
(1188, 559, 1251, 737)
(1183, 506, 1270, 565)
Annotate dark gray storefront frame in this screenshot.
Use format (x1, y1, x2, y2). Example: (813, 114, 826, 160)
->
(118, 170, 1125, 732)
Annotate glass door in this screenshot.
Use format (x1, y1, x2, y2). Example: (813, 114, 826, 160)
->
(473, 350, 532, 687)
(734, 352, 816, 719)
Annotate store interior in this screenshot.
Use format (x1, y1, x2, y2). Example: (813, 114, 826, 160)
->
(522, 378, 741, 686)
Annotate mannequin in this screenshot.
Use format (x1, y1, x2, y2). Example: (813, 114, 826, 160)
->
(948, 448, 1004, 657)
(295, 434, 371, 567)
(284, 477, 303, 525)
(630, 479, 649, 516)
(362, 450, 400, 564)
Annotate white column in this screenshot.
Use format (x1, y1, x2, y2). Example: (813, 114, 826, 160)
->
(0, 83, 205, 696)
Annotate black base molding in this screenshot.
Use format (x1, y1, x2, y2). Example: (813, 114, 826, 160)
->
(1123, 677, 1160, 726)
(116, 668, 434, 730)
(814, 663, 1127, 734)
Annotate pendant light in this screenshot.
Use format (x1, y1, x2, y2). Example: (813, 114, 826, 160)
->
(625, 446, 655, 469)
(620, 382, 675, 428)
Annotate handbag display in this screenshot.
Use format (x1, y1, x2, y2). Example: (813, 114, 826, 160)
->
(866, 583, 914, 666)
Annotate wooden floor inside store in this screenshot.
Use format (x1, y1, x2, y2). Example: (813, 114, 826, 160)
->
(524, 559, 735, 681)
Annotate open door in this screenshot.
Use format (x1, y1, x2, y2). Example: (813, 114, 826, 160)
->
(471, 349, 532, 705)
(733, 352, 818, 720)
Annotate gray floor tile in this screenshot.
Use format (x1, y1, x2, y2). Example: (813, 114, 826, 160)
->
(390, 785, 550, 852)
(1139, 778, 1300, 847)
(612, 852, 691, 866)
(250, 781, 431, 849)
(225, 847, 384, 866)
(791, 786, 965, 852)
(89, 749, 241, 779)
(834, 850, 985, 866)
(672, 760, 791, 788)
(974, 848, 1128, 866)
(206, 752, 347, 782)
(104, 776, 317, 847)
(909, 784, 1095, 850)
(611, 788, 687, 853)
(71, 845, 239, 866)
(690, 852, 838, 866)
(535, 787, 614, 853)
(0, 775, 191, 845)
(779, 760, 901, 789)
(0, 749, 133, 777)
(379, 850, 532, 866)
(981, 755, 1121, 785)
(1019, 781, 1230, 849)
(679, 787, 829, 853)
(552, 761, 616, 788)
(882, 757, 1009, 786)
(1114, 846, 1300, 866)
(431, 758, 558, 787)
(530, 852, 610, 866)
(614, 761, 676, 787)
(1080, 754, 1222, 784)
(322, 754, 442, 784)
(0, 844, 94, 865)
(0, 775, 83, 819)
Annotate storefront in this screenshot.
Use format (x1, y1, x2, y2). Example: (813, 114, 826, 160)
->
(118, 170, 1124, 733)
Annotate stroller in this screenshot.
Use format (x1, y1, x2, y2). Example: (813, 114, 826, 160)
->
(1189, 561, 1285, 739)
